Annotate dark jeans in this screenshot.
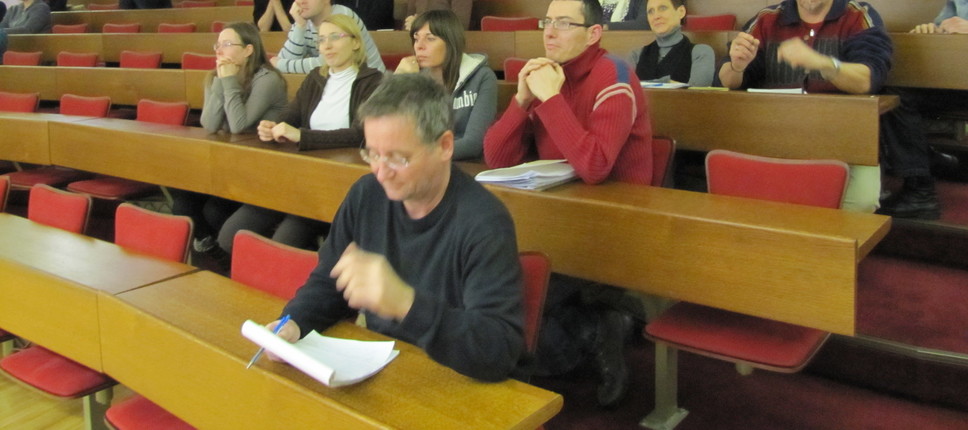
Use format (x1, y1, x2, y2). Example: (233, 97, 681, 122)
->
(218, 204, 329, 252)
(880, 87, 968, 178)
(169, 189, 240, 240)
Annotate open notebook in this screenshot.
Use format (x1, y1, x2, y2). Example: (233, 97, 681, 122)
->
(241, 320, 399, 387)
(475, 159, 577, 191)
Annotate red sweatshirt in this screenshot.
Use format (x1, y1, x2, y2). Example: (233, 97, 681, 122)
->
(483, 43, 653, 185)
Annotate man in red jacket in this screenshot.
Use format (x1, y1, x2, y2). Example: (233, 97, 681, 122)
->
(484, 0, 653, 408)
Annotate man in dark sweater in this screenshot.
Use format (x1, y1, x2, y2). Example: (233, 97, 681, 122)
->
(266, 73, 525, 382)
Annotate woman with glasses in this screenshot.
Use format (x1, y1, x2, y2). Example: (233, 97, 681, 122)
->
(219, 14, 382, 254)
(201, 21, 287, 133)
(627, 0, 714, 86)
(395, 9, 496, 160)
(180, 22, 284, 256)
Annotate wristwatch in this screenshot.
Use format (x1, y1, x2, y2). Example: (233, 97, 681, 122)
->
(822, 57, 842, 80)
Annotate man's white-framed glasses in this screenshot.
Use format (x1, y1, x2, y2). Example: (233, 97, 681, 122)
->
(360, 149, 412, 170)
(213, 41, 245, 51)
(319, 32, 352, 44)
(539, 18, 593, 30)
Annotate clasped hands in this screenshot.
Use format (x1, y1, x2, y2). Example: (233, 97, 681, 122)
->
(515, 58, 565, 107)
(265, 243, 415, 362)
(257, 120, 300, 143)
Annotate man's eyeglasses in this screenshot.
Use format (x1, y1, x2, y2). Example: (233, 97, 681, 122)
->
(213, 41, 245, 51)
(539, 19, 593, 31)
(319, 32, 352, 44)
(360, 149, 412, 170)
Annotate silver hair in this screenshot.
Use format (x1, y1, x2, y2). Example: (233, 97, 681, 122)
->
(358, 73, 453, 145)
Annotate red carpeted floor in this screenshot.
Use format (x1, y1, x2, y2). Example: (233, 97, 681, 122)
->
(535, 335, 968, 430)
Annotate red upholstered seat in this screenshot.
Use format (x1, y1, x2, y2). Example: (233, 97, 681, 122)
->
(503, 57, 526, 82)
(181, 52, 216, 70)
(136, 99, 190, 125)
(481, 16, 539, 31)
(57, 51, 100, 67)
(640, 149, 847, 430)
(235, 0, 253, 5)
(646, 302, 828, 370)
(381, 53, 408, 71)
(210, 21, 227, 33)
(5, 166, 90, 190)
(2, 50, 42, 66)
(52, 23, 89, 33)
(102, 22, 141, 33)
(231, 230, 318, 299)
(0, 91, 39, 112)
(158, 22, 197, 33)
(27, 184, 91, 234)
(519, 252, 551, 356)
(115, 203, 193, 262)
(0, 346, 114, 397)
(67, 176, 157, 200)
(683, 14, 737, 31)
(119, 50, 163, 68)
(0, 176, 8, 212)
(60, 94, 112, 117)
(106, 396, 196, 430)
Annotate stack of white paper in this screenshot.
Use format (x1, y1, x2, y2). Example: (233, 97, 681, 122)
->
(641, 81, 689, 89)
(747, 87, 805, 94)
(475, 159, 577, 191)
(241, 320, 399, 387)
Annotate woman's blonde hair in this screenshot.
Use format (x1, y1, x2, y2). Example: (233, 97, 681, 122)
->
(318, 14, 366, 77)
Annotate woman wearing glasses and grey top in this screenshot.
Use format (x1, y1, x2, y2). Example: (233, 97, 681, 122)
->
(201, 22, 287, 133)
(181, 22, 283, 256)
(217, 14, 382, 254)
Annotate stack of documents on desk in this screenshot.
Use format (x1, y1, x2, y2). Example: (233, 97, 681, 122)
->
(641, 81, 689, 89)
(241, 320, 399, 387)
(747, 87, 805, 94)
(475, 159, 577, 191)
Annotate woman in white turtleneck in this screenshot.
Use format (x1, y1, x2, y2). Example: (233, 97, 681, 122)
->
(627, 0, 714, 86)
(220, 14, 383, 254)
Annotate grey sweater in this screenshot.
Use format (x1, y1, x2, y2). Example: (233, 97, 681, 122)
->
(0, 1, 51, 34)
(200, 67, 288, 134)
(451, 53, 497, 160)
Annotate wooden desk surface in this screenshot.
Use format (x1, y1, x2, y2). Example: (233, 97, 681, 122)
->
(0, 213, 196, 370)
(100, 271, 562, 430)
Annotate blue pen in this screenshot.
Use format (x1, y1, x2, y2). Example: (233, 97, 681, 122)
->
(246, 314, 291, 369)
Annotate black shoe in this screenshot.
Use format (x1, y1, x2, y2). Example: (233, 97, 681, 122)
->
(931, 149, 961, 181)
(593, 309, 631, 408)
(877, 176, 941, 220)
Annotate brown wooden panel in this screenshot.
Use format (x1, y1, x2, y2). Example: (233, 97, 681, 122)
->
(100, 271, 562, 430)
(0, 67, 58, 102)
(467, 31, 516, 71)
(0, 113, 82, 164)
(55, 68, 186, 105)
(48, 119, 221, 191)
(102, 33, 214, 63)
(209, 143, 367, 221)
(6, 34, 104, 63)
(51, 6, 252, 33)
(0, 213, 196, 370)
(888, 32, 968, 90)
(646, 89, 882, 166)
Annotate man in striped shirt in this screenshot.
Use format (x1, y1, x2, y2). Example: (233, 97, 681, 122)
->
(270, 0, 385, 74)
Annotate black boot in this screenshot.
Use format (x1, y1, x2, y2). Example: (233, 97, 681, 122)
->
(878, 176, 941, 220)
(592, 308, 631, 408)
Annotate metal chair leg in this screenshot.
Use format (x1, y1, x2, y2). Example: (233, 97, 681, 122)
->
(641, 342, 688, 430)
(83, 388, 113, 430)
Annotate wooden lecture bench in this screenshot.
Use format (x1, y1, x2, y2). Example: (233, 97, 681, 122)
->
(0, 113, 892, 335)
(0, 213, 561, 429)
(887, 32, 968, 91)
(99, 271, 561, 429)
(0, 212, 197, 371)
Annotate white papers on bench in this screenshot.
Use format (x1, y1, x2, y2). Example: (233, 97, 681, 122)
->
(241, 320, 399, 387)
(475, 159, 577, 191)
